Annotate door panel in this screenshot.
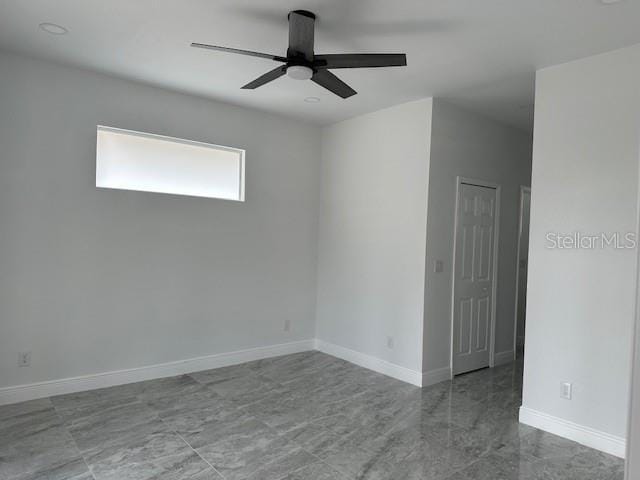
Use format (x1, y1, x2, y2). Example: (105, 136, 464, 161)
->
(461, 226, 474, 280)
(458, 297, 473, 354)
(476, 295, 490, 351)
(453, 182, 498, 375)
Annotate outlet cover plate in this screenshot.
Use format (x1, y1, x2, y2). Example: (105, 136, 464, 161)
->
(18, 351, 31, 367)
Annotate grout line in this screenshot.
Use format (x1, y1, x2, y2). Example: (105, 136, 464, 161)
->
(139, 386, 231, 480)
(81, 457, 99, 480)
(50, 400, 98, 480)
(174, 430, 228, 480)
(146, 393, 229, 480)
(296, 450, 352, 480)
(184, 356, 358, 479)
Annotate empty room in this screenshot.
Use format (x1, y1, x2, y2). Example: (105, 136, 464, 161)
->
(1, 1, 640, 479)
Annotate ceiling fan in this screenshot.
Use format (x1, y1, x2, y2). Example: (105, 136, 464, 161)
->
(191, 10, 407, 99)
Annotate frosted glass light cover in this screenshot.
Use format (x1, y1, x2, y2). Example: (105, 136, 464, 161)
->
(96, 126, 245, 201)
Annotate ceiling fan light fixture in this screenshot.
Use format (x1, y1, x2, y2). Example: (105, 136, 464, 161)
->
(287, 65, 313, 80)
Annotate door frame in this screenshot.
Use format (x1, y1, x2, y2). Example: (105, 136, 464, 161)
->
(623, 139, 640, 478)
(450, 176, 502, 375)
(512, 185, 532, 360)
(626, 235, 640, 477)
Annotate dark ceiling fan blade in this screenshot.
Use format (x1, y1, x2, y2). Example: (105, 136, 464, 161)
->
(311, 69, 356, 99)
(314, 53, 407, 69)
(191, 43, 287, 62)
(287, 10, 315, 61)
(241, 65, 287, 89)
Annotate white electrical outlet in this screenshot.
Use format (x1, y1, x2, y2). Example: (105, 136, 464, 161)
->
(386, 336, 394, 349)
(284, 319, 291, 332)
(18, 351, 31, 367)
(560, 382, 572, 400)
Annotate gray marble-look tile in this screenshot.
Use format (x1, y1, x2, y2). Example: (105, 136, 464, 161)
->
(282, 419, 339, 453)
(10, 456, 93, 480)
(279, 462, 350, 480)
(187, 468, 227, 480)
(270, 370, 365, 406)
(248, 351, 341, 383)
(0, 398, 54, 421)
(194, 417, 315, 480)
(142, 383, 222, 418)
(168, 406, 255, 448)
(83, 428, 192, 469)
(514, 457, 625, 480)
(244, 449, 318, 480)
(90, 448, 214, 480)
(304, 435, 396, 480)
(496, 428, 606, 463)
(51, 384, 141, 424)
(444, 454, 520, 480)
(450, 452, 625, 480)
(74, 402, 220, 480)
(134, 375, 201, 401)
(492, 428, 626, 480)
(0, 404, 63, 447)
(0, 421, 83, 479)
(189, 363, 256, 386)
(214, 376, 282, 406)
(0, 353, 625, 480)
(65, 400, 165, 452)
(361, 442, 477, 480)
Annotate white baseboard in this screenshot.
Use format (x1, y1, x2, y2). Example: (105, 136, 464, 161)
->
(519, 406, 626, 459)
(422, 366, 452, 387)
(314, 339, 423, 387)
(0, 338, 458, 406)
(0, 339, 315, 406)
(494, 350, 515, 366)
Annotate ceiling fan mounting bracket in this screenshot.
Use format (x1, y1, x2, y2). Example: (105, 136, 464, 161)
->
(288, 10, 316, 21)
(286, 58, 315, 69)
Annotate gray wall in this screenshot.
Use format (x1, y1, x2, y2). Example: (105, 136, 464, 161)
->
(0, 51, 321, 388)
(315, 99, 433, 373)
(422, 99, 532, 373)
(523, 44, 640, 440)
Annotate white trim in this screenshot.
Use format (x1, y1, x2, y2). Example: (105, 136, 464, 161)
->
(314, 339, 423, 387)
(0, 340, 314, 406)
(494, 350, 515, 367)
(512, 185, 531, 360)
(450, 177, 502, 375)
(519, 406, 626, 459)
(422, 366, 453, 387)
(625, 134, 640, 478)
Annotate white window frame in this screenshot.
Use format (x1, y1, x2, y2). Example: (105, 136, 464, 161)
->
(96, 125, 245, 201)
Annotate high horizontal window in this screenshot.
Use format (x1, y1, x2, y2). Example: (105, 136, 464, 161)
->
(96, 126, 245, 201)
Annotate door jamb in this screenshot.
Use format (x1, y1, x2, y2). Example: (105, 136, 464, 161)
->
(512, 186, 531, 360)
(623, 138, 640, 477)
(450, 176, 502, 376)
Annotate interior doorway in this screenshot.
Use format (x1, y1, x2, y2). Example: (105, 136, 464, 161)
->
(451, 177, 501, 376)
(513, 186, 531, 359)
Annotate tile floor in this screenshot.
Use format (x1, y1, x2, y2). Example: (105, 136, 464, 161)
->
(0, 351, 625, 479)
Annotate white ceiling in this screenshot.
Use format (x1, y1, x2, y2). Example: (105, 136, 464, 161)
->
(1, 0, 639, 131)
